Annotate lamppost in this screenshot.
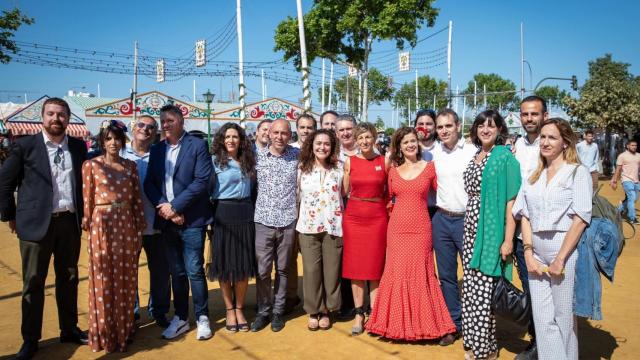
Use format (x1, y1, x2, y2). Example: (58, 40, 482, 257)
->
(203, 89, 215, 148)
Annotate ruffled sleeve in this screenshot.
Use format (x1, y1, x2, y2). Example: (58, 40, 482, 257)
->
(512, 186, 529, 220)
(569, 165, 593, 224)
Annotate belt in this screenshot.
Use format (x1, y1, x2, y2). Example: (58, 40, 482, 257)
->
(95, 201, 130, 210)
(51, 211, 72, 218)
(437, 207, 465, 217)
(350, 196, 384, 203)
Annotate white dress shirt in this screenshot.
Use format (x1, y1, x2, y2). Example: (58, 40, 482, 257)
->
(432, 138, 477, 213)
(514, 135, 540, 183)
(164, 132, 186, 203)
(43, 133, 75, 213)
(576, 141, 599, 172)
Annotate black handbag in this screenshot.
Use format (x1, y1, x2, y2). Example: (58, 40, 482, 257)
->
(491, 261, 531, 328)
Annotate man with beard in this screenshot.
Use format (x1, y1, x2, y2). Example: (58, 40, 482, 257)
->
(291, 113, 316, 148)
(0, 98, 88, 360)
(415, 109, 439, 218)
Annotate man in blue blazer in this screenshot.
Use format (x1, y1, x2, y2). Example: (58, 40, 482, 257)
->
(144, 105, 213, 341)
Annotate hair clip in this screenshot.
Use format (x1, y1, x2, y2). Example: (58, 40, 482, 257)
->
(101, 120, 128, 132)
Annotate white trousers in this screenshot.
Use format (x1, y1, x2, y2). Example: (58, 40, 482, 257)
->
(529, 231, 578, 360)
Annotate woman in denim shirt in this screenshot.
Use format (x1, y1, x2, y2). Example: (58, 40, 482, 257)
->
(513, 118, 592, 360)
(208, 123, 257, 333)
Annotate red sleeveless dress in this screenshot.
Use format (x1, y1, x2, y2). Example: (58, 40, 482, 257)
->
(342, 155, 388, 280)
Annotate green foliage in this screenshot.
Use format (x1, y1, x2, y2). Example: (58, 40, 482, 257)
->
(375, 116, 385, 130)
(534, 86, 570, 110)
(384, 127, 395, 136)
(393, 74, 448, 113)
(318, 68, 394, 108)
(464, 73, 519, 111)
(565, 54, 640, 130)
(0, 8, 34, 64)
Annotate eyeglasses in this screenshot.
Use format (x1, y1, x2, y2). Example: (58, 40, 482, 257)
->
(54, 147, 64, 169)
(135, 122, 156, 131)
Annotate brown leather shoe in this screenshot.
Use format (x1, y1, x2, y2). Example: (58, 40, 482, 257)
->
(438, 332, 460, 346)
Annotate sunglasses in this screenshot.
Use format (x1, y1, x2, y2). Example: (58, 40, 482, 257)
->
(135, 122, 156, 131)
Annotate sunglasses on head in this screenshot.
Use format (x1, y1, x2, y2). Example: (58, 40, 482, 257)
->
(135, 122, 156, 131)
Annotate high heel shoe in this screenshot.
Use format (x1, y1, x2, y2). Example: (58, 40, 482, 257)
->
(225, 308, 238, 333)
(235, 307, 249, 332)
(351, 307, 366, 336)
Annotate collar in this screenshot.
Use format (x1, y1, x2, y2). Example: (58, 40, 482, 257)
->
(522, 135, 540, 146)
(123, 144, 150, 159)
(166, 131, 186, 148)
(440, 137, 466, 152)
(42, 131, 68, 148)
(267, 144, 291, 158)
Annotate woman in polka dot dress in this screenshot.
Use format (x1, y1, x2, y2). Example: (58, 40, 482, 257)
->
(81, 122, 146, 353)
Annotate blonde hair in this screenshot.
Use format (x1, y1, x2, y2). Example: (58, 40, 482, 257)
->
(529, 118, 581, 184)
(353, 122, 378, 141)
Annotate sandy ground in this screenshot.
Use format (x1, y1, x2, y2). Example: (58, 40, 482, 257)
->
(0, 180, 637, 360)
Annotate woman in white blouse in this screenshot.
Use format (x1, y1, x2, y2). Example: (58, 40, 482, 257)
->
(512, 118, 592, 360)
(296, 129, 344, 331)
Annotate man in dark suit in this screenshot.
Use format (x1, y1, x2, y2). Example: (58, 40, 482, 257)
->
(144, 104, 213, 341)
(0, 98, 88, 360)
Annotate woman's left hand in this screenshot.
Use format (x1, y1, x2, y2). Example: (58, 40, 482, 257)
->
(500, 240, 513, 261)
(548, 257, 565, 277)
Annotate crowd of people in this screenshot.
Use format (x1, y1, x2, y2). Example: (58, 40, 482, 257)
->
(0, 95, 637, 360)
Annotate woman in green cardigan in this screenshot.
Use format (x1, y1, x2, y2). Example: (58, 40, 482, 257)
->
(460, 110, 521, 360)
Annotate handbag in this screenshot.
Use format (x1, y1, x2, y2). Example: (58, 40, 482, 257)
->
(491, 261, 531, 328)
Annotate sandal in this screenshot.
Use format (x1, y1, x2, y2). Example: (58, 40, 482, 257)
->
(235, 307, 249, 332)
(319, 312, 331, 330)
(308, 314, 320, 331)
(225, 308, 238, 333)
(351, 307, 366, 336)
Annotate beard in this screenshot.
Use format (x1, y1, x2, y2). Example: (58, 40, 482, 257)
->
(44, 120, 66, 136)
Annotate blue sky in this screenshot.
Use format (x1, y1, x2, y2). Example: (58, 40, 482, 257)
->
(1, 0, 638, 126)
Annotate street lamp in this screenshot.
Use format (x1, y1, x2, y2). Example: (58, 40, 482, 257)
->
(203, 89, 215, 148)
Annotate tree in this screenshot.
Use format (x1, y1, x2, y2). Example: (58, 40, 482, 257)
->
(565, 54, 640, 131)
(274, 0, 439, 121)
(374, 116, 385, 130)
(0, 8, 34, 64)
(464, 73, 519, 112)
(393, 74, 448, 116)
(534, 85, 570, 110)
(318, 67, 394, 112)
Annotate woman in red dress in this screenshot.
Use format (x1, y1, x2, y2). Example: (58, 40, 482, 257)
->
(366, 127, 456, 341)
(342, 122, 389, 336)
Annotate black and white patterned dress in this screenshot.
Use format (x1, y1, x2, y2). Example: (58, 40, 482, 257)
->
(461, 150, 498, 359)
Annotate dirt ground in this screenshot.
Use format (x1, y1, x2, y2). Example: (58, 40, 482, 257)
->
(0, 180, 637, 359)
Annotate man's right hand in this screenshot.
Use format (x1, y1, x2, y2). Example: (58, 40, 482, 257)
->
(8, 220, 16, 233)
(610, 179, 617, 190)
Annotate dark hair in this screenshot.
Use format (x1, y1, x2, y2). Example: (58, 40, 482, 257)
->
(160, 104, 184, 121)
(435, 108, 460, 124)
(256, 119, 272, 131)
(211, 122, 256, 178)
(41, 97, 71, 118)
(584, 129, 594, 136)
(296, 113, 317, 129)
(414, 109, 436, 127)
(299, 129, 339, 173)
(319, 110, 339, 123)
(389, 127, 421, 166)
(98, 123, 127, 152)
(521, 95, 548, 113)
(469, 110, 509, 147)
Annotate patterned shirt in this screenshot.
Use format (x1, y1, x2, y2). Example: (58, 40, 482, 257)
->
(254, 145, 300, 227)
(43, 133, 75, 213)
(296, 165, 344, 236)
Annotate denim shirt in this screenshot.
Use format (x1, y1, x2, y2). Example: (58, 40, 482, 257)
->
(574, 218, 620, 320)
(211, 157, 252, 200)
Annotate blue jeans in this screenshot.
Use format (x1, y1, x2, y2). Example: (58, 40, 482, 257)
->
(619, 181, 639, 221)
(163, 226, 209, 320)
(432, 210, 464, 331)
(134, 234, 171, 320)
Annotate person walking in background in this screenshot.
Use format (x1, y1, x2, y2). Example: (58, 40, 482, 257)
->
(461, 111, 520, 360)
(208, 123, 257, 333)
(296, 129, 344, 331)
(611, 139, 640, 225)
(122, 115, 172, 329)
(0, 98, 88, 360)
(144, 105, 214, 341)
(366, 127, 456, 341)
(82, 120, 146, 353)
(577, 129, 600, 192)
(251, 119, 299, 333)
(342, 122, 389, 335)
(513, 118, 592, 360)
(430, 109, 477, 346)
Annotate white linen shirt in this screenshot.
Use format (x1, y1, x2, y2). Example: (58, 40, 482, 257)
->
(576, 141, 599, 172)
(512, 164, 592, 232)
(432, 138, 477, 213)
(164, 132, 186, 203)
(514, 135, 540, 183)
(43, 133, 75, 213)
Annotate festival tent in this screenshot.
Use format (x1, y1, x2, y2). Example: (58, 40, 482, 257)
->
(3, 95, 90, 138)
(504, 112, 524, 135)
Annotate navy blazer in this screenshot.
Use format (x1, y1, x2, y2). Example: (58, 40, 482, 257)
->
(0, 133, 87, 242)
(144, 132, 214, 229)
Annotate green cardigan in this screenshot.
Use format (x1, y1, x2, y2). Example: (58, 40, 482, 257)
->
(469, 145, 521, 280)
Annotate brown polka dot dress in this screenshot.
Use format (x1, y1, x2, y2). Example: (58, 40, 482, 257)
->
(81, 156, 145, 353)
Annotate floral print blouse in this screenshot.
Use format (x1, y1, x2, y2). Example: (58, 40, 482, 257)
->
(296, 165, 344, 236)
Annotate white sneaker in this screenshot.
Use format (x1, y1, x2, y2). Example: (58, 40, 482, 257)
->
(196, 315, 212, 340)
(162, 316, 190, 339)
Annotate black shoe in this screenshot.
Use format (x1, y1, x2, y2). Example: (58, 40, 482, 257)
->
(438, 332, 460, 346)
(134, 312, 141, 321)
(283, 296, 301, 315)
(155, 316, 170, 328)
(60, 327, 88, 345)
(336, 307, 355, 321)
(271, 314, 285, 332)
(250, 315, 271, 332)
(16, 341, 38, 360)
(515, 342, 538, 360)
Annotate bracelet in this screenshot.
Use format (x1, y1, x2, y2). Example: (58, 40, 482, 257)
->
(523, 243, 534, 252)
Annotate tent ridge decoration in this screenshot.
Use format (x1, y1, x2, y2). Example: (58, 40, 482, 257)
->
(4, 95, 89, 137)
(85, 91, 209, 120)
(212, 97, 317, 122)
